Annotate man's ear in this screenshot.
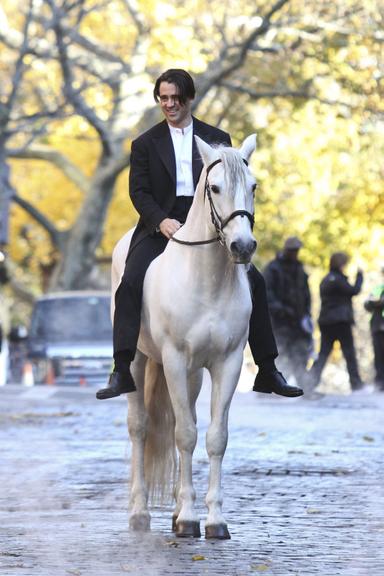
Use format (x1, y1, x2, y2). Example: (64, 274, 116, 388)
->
(239, 134, 257, 163)
(195, 136, 219, 166)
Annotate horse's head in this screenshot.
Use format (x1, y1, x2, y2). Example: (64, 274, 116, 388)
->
(195, 134, 258, 264)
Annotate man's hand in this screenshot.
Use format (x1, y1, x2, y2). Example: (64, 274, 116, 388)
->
(159, 218, 181, 239)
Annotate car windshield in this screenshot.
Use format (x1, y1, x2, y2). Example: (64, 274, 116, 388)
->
(29, 295, 112, 342)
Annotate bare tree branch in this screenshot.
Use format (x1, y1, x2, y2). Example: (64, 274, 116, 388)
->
(1, 0, 35, 129)
(4, 256, 36, 304)
(92, 150, 131, 182)
(34, 12, 133, 71)
(8, 145, 90, 194)
(219, 80, 377, 112)
(194, 0, 291, 106)
(47, 3, 112, 157)
(219, 81, 312, 100)
(12, 194, 67, 248)
(121, 0, 150, 36)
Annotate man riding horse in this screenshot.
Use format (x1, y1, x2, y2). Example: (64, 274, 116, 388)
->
(96, 68, 303, 401)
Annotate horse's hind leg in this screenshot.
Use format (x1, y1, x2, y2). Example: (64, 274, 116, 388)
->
(127, 351, 150, 531)
(205, 355, 243, 539)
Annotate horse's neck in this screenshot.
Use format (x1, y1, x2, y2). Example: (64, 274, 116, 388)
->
(178, 185, 213, 242)
(173, 184, 245, 292)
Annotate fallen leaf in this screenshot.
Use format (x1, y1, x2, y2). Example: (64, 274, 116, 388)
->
(251, 563, 269, 571)
(363, 435, 374, 442)
(192, 555, 206, 561)
(166, 540, 179, 548)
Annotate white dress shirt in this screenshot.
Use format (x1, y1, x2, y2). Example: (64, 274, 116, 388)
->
(169, 121, 194, 197)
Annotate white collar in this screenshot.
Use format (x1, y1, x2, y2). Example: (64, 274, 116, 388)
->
(168, 121, 193, 136)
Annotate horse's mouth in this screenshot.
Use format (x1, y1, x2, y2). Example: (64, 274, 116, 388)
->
(230, 253, 253, 265)
(229, 238, 257, 264)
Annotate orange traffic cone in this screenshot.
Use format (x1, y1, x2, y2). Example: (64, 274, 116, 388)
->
(22, 362, 35, 387)
(46, 362, 55, 386)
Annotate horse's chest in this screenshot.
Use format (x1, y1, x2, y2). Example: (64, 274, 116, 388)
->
(169, 288, 250, 351)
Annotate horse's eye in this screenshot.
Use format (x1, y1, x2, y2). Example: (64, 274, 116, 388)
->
(252, 183, 257, 192)
(210, 185, 220, 194)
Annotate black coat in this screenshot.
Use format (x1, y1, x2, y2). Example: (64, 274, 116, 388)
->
(263, 255, 311, 327)
(128, 117, 231, 253)
(364, 284, 384, 333)
(318, 270, 363, 326)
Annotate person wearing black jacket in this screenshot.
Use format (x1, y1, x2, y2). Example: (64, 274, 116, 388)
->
(364, 266, 384, 389)
(264, 236, 312, 385)
(309, 252, 364, 391)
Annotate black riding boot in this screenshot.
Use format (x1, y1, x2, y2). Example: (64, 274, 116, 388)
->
(247, 266, 303, 397)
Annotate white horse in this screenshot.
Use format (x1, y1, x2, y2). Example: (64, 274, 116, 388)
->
(112, 135, 257, 539)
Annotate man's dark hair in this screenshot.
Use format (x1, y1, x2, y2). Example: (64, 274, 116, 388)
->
(330, 251, 349, 271)
(153, 69, 196, 105)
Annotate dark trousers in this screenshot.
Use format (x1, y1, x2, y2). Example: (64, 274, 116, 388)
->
(372, 331, 384, 386)
(310, 322, 362, 389)
(113, 198, 277, 365)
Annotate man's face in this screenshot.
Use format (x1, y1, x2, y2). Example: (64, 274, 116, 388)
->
(158, 82, 192, 128)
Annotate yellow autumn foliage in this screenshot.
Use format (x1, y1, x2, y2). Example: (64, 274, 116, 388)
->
(1, 0, 382, 295)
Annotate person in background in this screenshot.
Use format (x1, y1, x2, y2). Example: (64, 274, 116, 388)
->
(364, 266, 384, 390)
(309, 252, 364, 391)
(263, 236, 312, 386)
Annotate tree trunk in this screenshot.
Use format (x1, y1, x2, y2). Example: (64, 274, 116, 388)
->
(49, 163, 121, 291)
(0, 154, 14, 247)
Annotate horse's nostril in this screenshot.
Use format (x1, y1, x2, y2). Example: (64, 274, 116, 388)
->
(230, 241, 240, 254)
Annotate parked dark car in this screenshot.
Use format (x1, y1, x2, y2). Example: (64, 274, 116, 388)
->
(24, 291, 113, 386)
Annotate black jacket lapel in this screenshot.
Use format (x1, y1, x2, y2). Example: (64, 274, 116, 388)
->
(192, 118, 207, 188)
(152, 121, 176, 184)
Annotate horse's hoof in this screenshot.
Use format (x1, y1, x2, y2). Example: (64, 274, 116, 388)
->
(176, 520, 201, 538)
(129, 513, 151, 532)
(172, 515, 178, 532)
(205, 524, 231, 539)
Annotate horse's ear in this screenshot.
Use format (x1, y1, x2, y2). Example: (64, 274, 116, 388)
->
(239, 134, 257, 163)
(195, 135, 218, 166)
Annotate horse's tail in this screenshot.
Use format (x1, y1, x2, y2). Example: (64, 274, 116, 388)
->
(144, 359, 176, 504)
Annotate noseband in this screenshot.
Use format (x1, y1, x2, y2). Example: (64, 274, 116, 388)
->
(171, 158, 255, 247)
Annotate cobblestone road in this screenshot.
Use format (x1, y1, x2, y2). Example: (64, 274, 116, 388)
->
(1, 383, 383, 576)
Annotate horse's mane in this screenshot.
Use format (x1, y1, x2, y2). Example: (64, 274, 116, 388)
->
(214, 146, 248, 198)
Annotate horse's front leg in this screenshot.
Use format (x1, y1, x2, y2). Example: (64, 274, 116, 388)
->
(171, 368, 204, 533)
(205, 352, 243, 539)
(163, 355, 201, 538)
(127, 351, 150, 531)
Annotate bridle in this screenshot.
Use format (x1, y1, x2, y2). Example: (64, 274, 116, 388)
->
(171, 158, 255, 247)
